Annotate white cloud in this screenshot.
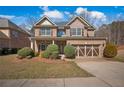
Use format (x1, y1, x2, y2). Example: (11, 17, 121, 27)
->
(40, 6, 64, 20)
(75, 7, 107, 22)
(40, 6, 49, 11)
(64, 11, 70, 15)
(75, 7, 88, 15)
(90, 11, 106, 21)
(116, 13, 124, 21)
(64, 11, 74, 18)
(0, 15, 15, 19)
(43, 10, 64, 19)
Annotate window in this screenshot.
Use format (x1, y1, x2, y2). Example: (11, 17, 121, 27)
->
(71, 28, 82, 36)
(40, 28, 51, 36)
(12, 31, 18, 38)
(57, 30, 65, 37)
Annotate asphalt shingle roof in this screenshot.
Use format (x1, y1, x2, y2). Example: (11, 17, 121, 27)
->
(0, 18, 30, 35)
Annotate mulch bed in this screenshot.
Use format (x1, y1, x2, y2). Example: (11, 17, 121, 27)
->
(15, 56, 67, 64)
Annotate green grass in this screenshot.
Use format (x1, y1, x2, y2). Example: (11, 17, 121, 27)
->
(112, 56, 124, 62)
(0, 55, 93, 79)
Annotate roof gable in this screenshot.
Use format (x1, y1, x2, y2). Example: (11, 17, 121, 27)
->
(35, 16, 56, 26)
(66, 16, 95, 29)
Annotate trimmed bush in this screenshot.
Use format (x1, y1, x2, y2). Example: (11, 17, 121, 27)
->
(64, 45, 75, 58)
(17, 47, 34, 58)
(50, 51, 59, 59)
(103, 43, 117, 58)
(46, 44, 59, 54)
(42, 44, 59, 59)
(42, 50, 50, 58)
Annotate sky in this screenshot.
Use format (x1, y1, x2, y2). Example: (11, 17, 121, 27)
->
(0, 6, 124, 29)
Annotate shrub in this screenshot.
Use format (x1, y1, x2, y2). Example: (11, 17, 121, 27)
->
(64, 45, 75, 58)
(42, 44, 59, 59)
(50, 51, 59, 59)
(46, 44, 59, 54)
(17, 47, 34, 58)
(42, 50, 50, 58)
(103, 43, 117, 58)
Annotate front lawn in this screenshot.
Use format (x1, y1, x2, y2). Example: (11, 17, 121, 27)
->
(113, 57, 124, 62)
(0, 55, 93, 79)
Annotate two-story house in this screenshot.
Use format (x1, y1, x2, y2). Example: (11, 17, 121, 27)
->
(31, 16, 106, 58)
(0, 18, 30, 54)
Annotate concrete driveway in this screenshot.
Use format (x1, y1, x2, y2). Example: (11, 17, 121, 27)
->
(76, 58, 124, 87)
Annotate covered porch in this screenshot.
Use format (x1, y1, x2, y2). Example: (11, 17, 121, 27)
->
(30, 37, 66, 54)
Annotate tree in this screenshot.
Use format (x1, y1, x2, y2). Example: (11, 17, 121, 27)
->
(19, 15, 38, 34)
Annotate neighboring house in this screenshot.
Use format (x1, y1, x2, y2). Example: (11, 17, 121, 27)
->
(0, 18, 30, 53)
(31, 16, 106, 58)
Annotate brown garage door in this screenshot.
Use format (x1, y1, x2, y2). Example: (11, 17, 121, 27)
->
(74, 45, 100, 57)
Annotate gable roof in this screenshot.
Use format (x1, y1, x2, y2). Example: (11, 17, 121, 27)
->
(66, 16, 96, 29)
(0, 18, 30, 35)
(34, 15, 57, 26)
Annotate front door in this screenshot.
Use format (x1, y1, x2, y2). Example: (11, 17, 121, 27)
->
(55, 41, 66, 54)
(39, 41, 52, 51)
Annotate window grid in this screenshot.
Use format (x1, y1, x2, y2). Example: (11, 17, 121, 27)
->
(71, 28, 82, 36)
(40, 28, 51, 36)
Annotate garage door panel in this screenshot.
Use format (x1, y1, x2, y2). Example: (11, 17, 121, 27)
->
(75, 45, 100, 57)
(79, 48, 84, 56)
(86, 48, 92, 56)
(93, 48, 99, 56)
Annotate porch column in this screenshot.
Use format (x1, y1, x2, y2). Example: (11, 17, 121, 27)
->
(34, 40, 38, 52)
(99, 44, 102, 57)
(91, 45, 93, 57)
(52, 40, 55, 45)
(30, 39, 34, 50)
(77, 46, 80, 58)
(84, 45, 86, 57)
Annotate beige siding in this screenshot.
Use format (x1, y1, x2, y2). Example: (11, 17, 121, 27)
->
(68, 18, 95, 37)
(35, 28, 40, 36)
(65, 28, 70, 36)
(0, 29, 10, 37)
(67, 40, 106, 45)
(52, 28, 57, 37)
(88, 31, 94, 36)
(69, 19, 85, 28)
(40, 20, 53, 26)
(83, 29, 87, 37)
